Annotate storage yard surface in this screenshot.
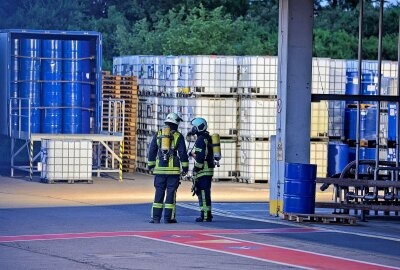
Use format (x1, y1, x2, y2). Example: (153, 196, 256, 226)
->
(1, 174, 399, 270)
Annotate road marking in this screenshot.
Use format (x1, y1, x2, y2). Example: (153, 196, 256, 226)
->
(1, 227, 397, 270)
(0, 228, 320, 243)
(178, 202, 400, 243)
(136, 232, 399, 270)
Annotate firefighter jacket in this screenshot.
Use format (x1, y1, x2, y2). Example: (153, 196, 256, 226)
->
(193, 132, 215, 178)
(147, 129, 189, 175)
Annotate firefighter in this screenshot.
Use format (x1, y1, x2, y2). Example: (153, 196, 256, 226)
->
(188, 118, 215, 222)
(147, 113, 189, 224)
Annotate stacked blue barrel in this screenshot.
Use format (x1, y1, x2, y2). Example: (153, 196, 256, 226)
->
(41, 40, 62, 133)
(19, 39, 41, 133)
(10, 39, 19, 133)
(10, 38, 93, 135)
(328, 67, 379, 176)
(81, 41, 91, 134)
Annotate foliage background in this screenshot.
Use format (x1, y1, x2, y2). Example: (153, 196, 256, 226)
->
(1, 0, 398, 70)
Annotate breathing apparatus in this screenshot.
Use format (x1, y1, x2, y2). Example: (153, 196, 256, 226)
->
(188, 118, 222, 166)
(160, 125, 171, 161)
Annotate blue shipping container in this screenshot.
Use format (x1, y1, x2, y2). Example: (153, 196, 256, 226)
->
(0, 29, 102, 137)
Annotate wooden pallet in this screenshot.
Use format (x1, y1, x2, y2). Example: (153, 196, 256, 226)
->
(102, 73, 138, 173)
(281, 212, 357, 225)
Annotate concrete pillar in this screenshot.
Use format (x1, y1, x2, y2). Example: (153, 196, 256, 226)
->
(270, 0, 314, 215)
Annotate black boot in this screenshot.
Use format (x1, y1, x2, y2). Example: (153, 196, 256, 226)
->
(149, 218, 160, 224)
(164, 219, 178, 224)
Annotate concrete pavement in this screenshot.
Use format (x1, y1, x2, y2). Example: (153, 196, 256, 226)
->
(0, 173, 399, 270)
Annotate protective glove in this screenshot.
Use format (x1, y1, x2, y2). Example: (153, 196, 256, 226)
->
(148, 165, 155, 174)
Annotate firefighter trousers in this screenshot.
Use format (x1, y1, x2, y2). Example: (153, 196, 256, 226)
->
(195, 175, 213, 221)
(151, 175, 180, 221)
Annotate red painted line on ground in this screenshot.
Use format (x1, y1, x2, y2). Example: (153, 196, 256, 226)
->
(0, 228, 319, 243)
(1, 228, 396, 270)
(140, 232, 398, 270)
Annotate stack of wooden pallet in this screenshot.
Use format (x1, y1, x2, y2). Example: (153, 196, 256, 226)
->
(102, 72, 138, 172)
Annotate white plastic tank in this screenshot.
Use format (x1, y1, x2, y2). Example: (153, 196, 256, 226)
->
(310, 141, 327, 178)
(312, 58, 330, 94)
(138, 56, 161, 94)
(239, 140, 270, 183)
(41, 140, 92, 181)
(237, 56, 278, 96)
(191, 55, 238, 95)
(191, 97, 238, 137)
(177, 56, 195, 94)
(311, 101, 328, 138)
(239, 98, 276, 138)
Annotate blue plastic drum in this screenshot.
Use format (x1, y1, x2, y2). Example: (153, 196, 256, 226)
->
(388, 103, 397, 141)
(10, 38, 19, 133)
(327, 142, 349, 177)
(62, 72, 82, 134)
(19, 39, 41, 133)
(344, 108, 366, 140)
(41, 39, 62, 133)
(80, 41, 91, 133)
(283, 163, 317, 214)
(364, 106, 377, 140)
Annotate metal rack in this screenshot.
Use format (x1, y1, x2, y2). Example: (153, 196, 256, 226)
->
(9, 97, 125, 182)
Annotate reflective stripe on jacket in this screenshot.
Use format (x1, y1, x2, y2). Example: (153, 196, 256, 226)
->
(147, 129, 189, 175)
(193, 132, 214, 178)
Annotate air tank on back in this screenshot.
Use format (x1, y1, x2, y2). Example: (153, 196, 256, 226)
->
(19, 39, 41, 133)
(41, 40, 62, 133)
(63, 40, 83, 134)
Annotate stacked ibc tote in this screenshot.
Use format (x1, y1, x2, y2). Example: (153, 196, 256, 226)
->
(116, 55, 240, 181)
(113, 55, 331, 182)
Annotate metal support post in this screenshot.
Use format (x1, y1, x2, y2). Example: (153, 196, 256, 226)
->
(29, 139, 33, 181)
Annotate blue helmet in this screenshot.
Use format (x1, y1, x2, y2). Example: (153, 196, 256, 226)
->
(191, 118, 208, 134)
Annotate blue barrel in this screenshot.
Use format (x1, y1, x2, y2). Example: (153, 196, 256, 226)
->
(80, 41, 91, 133)
(63, 40, 90, 73)
(362, 71, 378, 96)
(42, 40, 62, 74)
(41, 40, 62, 133)
(388, 103, 397, 141)
(62, 71, 82, 134)
(349, 147, 376, 174)
(19, 39, 41, 133)
(81, 73, 91, 133)
(10, 38, 19, 133)
(19, 39, 41, 71)
(364, 106, 377, 140)
(345, 71, 378, 105)
(283, 163, 317, 214)
(327, 142, 349, 177)
(344, 108, 366, 140)
(345, 71, 359, 97)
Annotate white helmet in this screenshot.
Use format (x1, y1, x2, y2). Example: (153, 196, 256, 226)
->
(165, 112, 183, 125)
